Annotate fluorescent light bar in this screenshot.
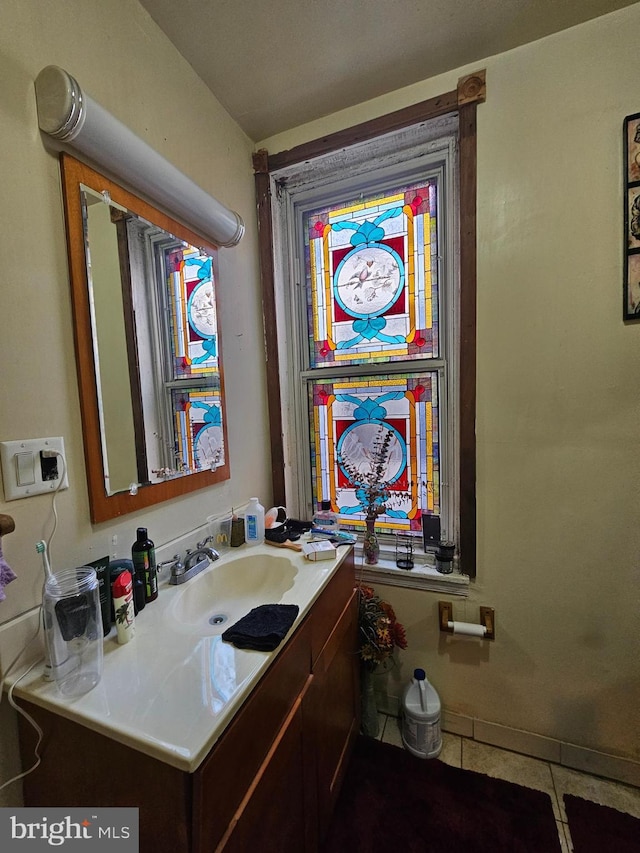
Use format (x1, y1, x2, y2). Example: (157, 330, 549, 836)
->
(34, 65, 244, 248)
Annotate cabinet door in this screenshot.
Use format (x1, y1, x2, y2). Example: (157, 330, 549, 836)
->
(193, 618, 311, 852)
(306, 591, 359, 842)
(218, 690, 308, 853)
(18, 701, 191, 853)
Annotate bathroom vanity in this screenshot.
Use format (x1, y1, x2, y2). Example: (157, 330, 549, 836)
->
(15, 545, 359, 852)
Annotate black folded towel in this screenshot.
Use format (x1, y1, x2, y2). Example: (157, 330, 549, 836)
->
(221, 604, 299, 651)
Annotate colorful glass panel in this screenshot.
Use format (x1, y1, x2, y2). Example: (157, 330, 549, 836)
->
(304, 182, 438, 368)
(165, 244, 220, 380)
(309, 373, 439, 535)
(172, 387, 225, 473)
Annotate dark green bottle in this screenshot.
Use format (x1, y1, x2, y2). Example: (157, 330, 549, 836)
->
(132, 527, 158, 603)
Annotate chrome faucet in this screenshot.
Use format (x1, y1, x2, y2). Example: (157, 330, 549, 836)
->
(167, 544, 220, 585)
(186, 545, 220, 569)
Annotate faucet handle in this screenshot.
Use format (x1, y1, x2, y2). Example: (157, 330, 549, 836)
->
(197, 536, 215, 549)
(158, 554, 184, 576)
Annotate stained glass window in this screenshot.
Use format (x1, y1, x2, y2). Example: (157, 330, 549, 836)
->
(305, 179, 442, 537)
(309, 373, 439, 536)
(162, 243, 225, 473)
(165, 245, 220, 380)
(172, 387, 224, 473)
(304, 182, 438, 368)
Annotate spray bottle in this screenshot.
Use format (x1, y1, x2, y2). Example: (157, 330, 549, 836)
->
(112, 570, 136, 644)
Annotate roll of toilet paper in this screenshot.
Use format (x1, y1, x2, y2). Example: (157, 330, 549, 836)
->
(447, 620, 487, 638)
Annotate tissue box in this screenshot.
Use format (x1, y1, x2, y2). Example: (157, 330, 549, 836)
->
(302, 541, 337, 561)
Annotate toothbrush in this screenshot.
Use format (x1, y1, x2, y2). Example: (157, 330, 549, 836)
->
(36, 541, 54, 680)
(35, 540, 53, 579)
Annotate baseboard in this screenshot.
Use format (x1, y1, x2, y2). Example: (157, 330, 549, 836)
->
(442, 711, 640, 789)
(376, 699, 640, 789)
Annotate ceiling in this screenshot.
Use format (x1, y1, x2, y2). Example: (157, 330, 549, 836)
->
(138, 0, 636, 141)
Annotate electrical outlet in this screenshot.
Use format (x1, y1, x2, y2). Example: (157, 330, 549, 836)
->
(0, 437, 69, 501)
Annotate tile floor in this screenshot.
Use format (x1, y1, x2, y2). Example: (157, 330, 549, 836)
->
(377, 713, 640, 852)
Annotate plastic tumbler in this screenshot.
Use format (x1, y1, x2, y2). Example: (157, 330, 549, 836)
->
(43, 567, 104, 697)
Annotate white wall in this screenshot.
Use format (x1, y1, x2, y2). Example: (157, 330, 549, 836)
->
(0, 0, 270, 802)
(260, 5, 640, 766)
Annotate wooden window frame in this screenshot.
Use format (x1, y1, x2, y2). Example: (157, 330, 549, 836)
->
(254, 71, 484, 577)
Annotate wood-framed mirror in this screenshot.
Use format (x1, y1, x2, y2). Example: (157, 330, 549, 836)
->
(60, 153, 230, 522)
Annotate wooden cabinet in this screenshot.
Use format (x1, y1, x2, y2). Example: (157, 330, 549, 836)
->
(306, 592, 360, 845)
(18, 551, 358, 853)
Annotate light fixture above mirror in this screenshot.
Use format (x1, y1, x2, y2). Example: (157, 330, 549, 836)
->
(34, 65, 244, 248)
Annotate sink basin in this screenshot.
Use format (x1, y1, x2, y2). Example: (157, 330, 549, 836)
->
(168, 552, 298, 636)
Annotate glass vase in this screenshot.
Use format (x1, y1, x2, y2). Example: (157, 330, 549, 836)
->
(363, 516, 380, 565)
(360, 667, 379, 737)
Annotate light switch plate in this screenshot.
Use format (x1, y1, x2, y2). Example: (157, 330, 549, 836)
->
(0, 437, 69, 501)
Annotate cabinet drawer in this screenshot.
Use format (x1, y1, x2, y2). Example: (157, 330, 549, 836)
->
(313, 590, 358, 677)
(193, 617, 312, 853)
(309, 550, 355, 666)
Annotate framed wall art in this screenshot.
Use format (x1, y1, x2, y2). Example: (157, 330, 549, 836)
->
(624, 112, 640, 319)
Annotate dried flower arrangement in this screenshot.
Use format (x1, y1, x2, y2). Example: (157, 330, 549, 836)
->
(357, 584, 408, 671)
(338, 425, 413, 563)
(337, 425, 409, 521)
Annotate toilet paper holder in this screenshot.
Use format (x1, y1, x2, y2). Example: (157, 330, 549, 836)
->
(439, 600, 495, 640)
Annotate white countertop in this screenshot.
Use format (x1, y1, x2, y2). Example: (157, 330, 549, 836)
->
(9, 543, 351, 773)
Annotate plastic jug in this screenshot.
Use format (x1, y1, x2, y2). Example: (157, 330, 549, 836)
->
(244, 497, 265, 545)
(401, 668, 442, 759)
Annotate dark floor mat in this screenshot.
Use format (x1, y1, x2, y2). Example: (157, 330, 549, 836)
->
(564, 793, 640, 853)
(324, 736, 561, 853)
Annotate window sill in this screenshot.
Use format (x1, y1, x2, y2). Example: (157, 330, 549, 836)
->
(352, 546, 470, 595)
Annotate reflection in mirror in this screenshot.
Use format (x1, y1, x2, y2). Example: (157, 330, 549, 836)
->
(61, 154, 230, 522)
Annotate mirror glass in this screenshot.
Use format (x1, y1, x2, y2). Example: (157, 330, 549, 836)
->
(61, 154, 230, 522)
